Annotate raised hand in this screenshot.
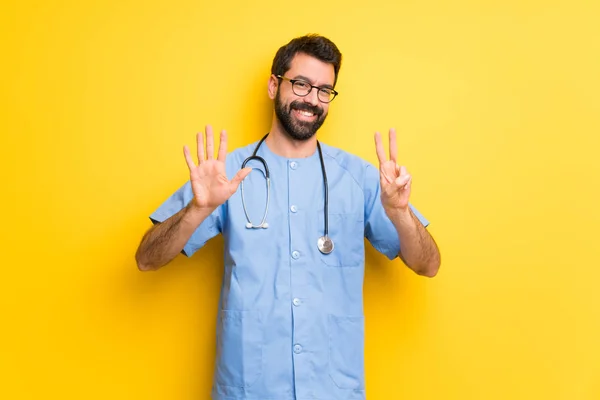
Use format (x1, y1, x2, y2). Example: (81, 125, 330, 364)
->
(183, 125, 251, 211)
(374, 128, 411, 212)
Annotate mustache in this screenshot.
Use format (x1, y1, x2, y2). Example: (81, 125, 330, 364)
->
(290, 101, 323, 116)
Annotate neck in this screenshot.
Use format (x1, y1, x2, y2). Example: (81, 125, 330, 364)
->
(266, 116, 318, 158)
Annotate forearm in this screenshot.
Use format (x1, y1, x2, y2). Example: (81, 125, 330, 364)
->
(387, 208, 441, 277)
(135, 203, 213, 271)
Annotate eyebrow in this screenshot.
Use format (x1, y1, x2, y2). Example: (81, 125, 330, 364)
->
(292, 75, 334, 90)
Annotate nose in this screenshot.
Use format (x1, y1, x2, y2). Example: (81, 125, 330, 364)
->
(303, 87, 320, 106)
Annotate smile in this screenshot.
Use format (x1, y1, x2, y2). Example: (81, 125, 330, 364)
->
(294, 109, 317, 120)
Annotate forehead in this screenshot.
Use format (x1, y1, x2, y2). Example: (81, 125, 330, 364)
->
(286, 52, 335, 86)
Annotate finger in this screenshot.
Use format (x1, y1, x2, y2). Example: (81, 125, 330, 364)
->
(196, 131, 204, 163)
(399, 165, 407, 176)
(395, 174, 411, 188)
(374, 131, 386, 165)
(217, 130, 228, 162)
(230, 167, 252, 188)
(389, 128, 397, 163)
(205, 125, 214, 160)
(183, 145, 196, 171)
(380, 165, 394, 184)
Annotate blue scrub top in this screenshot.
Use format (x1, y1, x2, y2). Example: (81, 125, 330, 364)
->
(150, 140, 429, 400)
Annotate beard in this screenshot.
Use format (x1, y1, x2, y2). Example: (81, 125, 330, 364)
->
(274, 90, 327, 141)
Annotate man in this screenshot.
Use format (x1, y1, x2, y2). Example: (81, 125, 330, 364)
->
(136, 34, 440, 400)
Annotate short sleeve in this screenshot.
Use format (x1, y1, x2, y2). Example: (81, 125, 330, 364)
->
(149, 181, 222, 257)
(363, 164, 430, 260)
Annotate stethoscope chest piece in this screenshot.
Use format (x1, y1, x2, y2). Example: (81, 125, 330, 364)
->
(318, 236, 334, 254)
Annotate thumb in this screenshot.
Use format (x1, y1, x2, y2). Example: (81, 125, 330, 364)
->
(394, 174, 411, 188)
(230, 167, 252, 188)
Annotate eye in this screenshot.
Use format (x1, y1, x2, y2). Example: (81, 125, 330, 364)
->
(320, 88, 333, 96)
(294, 81, 310, 89)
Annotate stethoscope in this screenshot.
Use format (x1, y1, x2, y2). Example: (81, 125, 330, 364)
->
(240, 134, 334, 254)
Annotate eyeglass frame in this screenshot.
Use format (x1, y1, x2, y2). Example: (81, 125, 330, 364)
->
(275, 75, 339, 103)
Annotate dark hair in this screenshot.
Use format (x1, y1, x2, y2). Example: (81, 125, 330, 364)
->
(271, 34, 343, 86)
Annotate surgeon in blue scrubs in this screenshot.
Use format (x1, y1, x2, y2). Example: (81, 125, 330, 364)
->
(135, 34, 441, 400)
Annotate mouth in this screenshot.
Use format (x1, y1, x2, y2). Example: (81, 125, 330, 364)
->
(290, 101, 322, 122)
(293, 109, 317, 121)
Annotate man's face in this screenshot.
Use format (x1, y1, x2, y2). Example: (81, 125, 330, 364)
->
(273, 53, 336, 141)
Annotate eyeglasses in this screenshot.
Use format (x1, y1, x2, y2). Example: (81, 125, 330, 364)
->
(276, 75, 338, 103)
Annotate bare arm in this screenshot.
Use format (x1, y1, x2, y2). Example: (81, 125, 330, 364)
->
(375, 128, 441, 277)
(386, 207, 440, 277)
(135, 125, 251, 271)
(135, 203, 213, 271)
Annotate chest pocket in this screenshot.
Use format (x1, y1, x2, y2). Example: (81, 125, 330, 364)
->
(318, 212, 365, 267)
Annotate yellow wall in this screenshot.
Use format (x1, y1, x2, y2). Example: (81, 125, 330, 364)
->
(2, 0, 599, 398)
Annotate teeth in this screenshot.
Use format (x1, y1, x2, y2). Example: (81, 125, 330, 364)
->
(298, 110, 314, 117)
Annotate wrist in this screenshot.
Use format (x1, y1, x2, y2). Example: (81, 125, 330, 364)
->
(385, 205, 412, 224)
(186, 201, 214, 222)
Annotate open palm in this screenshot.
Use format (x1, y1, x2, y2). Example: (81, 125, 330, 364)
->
(184, 125, 251, 211)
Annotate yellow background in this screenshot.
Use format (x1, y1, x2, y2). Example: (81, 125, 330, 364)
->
(2, 0, 599, 398)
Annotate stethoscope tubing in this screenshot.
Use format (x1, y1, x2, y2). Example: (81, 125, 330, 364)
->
(241, 134, 331, 252)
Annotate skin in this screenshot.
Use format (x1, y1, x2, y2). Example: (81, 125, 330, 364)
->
(135, 126, 251, 271)
(135, 52, 440, 276)
(264, 53, 334, 158)
(375, 129, 441, 276)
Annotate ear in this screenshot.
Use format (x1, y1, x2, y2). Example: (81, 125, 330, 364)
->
(268, 75, 279, 100)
